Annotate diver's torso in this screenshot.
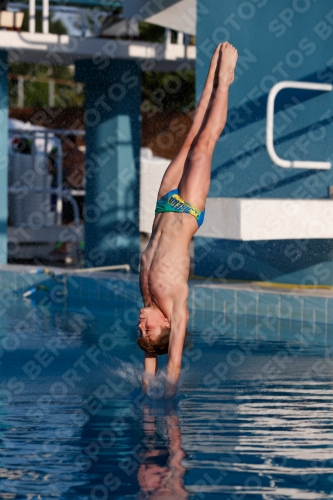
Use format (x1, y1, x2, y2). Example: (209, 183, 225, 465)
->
(141, 212, 196, 310)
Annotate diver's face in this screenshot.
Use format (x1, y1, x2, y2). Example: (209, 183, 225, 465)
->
(138, 305, 169, 340)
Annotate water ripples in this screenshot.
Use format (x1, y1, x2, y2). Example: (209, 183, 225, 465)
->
(0, 299, 333, 499)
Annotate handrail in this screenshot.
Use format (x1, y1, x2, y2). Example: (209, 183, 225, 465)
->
(29, 264, 131, 275)
(23, 264, 131, 298)
(266, 80, 333, 169)
(8, 128, 85, 135)
(67, 264, 131, 273)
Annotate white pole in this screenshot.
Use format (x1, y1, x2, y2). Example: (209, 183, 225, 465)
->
(42, 0, 49, 34)
(29, 0, 36, 33)
(184, 33, 189, 59)
(177, 31, 184, 45)
(165, 28, 171, 46)
(56, 141, 63, 225)
(17, 76, 24, 107)
(48, 79, 55, 107)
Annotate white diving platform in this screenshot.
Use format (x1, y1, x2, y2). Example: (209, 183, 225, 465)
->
(140, 151, 333, 241)
(196, 198, 333, 241)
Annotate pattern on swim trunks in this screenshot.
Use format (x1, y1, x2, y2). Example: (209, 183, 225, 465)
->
(168, 193, 201, 219)
(155, 189, 205, 227)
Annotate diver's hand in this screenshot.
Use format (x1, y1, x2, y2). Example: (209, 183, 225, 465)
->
(142, 354, 158, 394)
(142, 375, 148, 394)
(164, 371, 179, 399)
(164, 384, 177, 399)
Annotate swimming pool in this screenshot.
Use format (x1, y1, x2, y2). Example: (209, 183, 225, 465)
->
(1, 269, 333, 499)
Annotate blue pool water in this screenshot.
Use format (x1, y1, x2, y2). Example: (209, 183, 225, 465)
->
(1, 287, 333, 499)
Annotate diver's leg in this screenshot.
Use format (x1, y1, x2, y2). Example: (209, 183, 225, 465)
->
(157, 44, 222, 199)
(178, 42, 238, 211)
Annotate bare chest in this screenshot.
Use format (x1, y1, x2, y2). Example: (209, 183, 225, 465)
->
(142, 213, 194, 305)
(148, 248, 190, 304)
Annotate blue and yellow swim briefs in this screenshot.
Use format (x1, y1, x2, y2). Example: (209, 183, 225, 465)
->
(155, 189, 205, 227)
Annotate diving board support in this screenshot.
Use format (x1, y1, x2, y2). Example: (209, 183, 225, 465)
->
(266, 80, 333, 170)
(42, 0, 49, 34)
(29, 0, 36, 33)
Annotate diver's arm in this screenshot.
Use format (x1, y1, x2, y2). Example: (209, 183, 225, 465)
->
(142, 354, 158, 393)
(165, 413, 187, 494)
(164, 290, 189, 398)
(139, 255, 151, 307)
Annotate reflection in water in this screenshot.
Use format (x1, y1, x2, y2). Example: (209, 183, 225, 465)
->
(137, 402, 188, 500)
(2, 299, 333, 498)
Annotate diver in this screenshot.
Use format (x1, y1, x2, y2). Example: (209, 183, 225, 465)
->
(137, 42, 238, 397)
(137, 402, 188, 499)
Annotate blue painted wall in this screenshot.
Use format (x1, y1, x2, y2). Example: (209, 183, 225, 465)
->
(75, 59, 141, 271)
(0, 50, 7, 264)
(195, 1, 333, 284)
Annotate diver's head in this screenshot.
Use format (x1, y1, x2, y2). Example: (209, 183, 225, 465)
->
(137, 304, 170, 356)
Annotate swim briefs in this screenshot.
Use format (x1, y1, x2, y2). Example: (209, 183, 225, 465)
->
(155, 189, 205, 227)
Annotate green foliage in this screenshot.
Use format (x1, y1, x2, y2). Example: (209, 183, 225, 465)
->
(9, 62, 72, 79)
(21, 9, 67, 34)
(23, 81, 49, 107)
(141, 71, 195, 112)
(9, 66, 194, 111)
(139, 23, 195, 111)
(8, 80, 19, 108)
(139, 22, 165, 43)
(54, 85, 85, 107)
(8, 61, 84, 108)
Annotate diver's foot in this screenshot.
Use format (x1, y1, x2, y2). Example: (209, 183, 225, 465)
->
(219, 42, 238, 87)
(207, 43, 223, 82)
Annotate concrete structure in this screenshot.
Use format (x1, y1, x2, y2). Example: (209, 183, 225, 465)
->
(0, 1, 195, 267)
(124, 0, 333, 285)
(3, 0, 333, 283)
(124, 0, 196, 35)
(193, 0, 333, 285)
(75, 59, 142, 270)
(0, 31, 195, 68)
(139, 148, 170, 234)
(197, 198, 333, 241)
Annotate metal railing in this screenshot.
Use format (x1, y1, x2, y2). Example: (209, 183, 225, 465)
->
(8, 128, 85, 227)
(9, 0, 123, 36)
(23, 264, 131, 298)
(266, 80, 333, 170)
